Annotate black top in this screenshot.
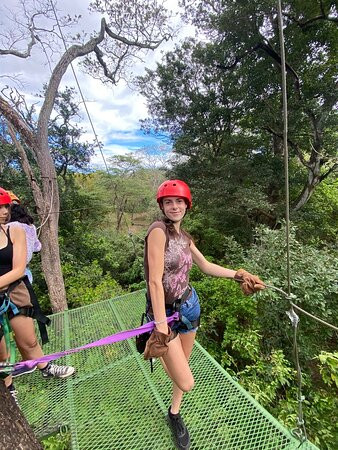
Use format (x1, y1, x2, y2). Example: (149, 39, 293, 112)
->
(0, 226, 13, 276)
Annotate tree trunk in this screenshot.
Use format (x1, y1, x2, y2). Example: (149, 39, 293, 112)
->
(37, 178, 67, 312)
(0, 381, 43, 449)
(6, 123, 67, 311)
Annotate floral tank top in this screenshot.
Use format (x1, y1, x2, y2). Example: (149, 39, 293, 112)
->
(144, 221, 192, 303)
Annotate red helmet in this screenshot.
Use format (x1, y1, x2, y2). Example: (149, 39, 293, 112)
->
(0, 188, 12, 206)
(156, 180, 192, 209)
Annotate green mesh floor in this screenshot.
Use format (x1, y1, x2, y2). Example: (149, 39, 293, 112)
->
(16, 291, 317, 449)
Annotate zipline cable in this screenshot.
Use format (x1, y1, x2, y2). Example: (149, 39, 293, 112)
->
(277, 0, 307, 443)
(50, 1, 110, 175)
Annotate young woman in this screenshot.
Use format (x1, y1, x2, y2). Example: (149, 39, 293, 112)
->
(144, 180, 265, 450)
(0, 188, 75, 406)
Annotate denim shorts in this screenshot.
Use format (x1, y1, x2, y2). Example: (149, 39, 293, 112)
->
(147, 287, 201, 334)
(170, 287, 201, 334)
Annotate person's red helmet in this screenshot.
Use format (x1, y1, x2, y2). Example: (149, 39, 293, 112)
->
(0, 188, 12, 206)
(156, 180, 192, 209)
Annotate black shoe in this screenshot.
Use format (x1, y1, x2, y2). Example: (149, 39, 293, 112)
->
(167, 407, 190, 449)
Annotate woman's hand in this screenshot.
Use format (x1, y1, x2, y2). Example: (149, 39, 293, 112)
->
(144, 326, 177, 359)
(234, 269, 265, 295)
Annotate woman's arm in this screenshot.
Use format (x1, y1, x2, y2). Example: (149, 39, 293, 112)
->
(190, 241, 265, 294)
(190, 242, 236, 279)
(147, 228, 170, 334)
(0, 226, 27, 289)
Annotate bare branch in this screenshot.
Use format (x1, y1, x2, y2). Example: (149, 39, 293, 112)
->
(94, 44, 128, 84)
(0, 25, 37, 58)
(0, 95, 35, 148)
(104, 23, 168, 49)
(37, 18, 107, 136)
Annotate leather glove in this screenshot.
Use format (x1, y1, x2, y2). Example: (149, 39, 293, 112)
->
(144, 326, 176, 360)
(234, 269, 265, 295)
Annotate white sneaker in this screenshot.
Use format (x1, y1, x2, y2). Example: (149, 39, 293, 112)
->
(41, 363, 75, 379)
(8, 385, 20, 408)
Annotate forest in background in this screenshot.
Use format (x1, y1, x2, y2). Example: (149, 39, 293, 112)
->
(0, 0, 337, 448)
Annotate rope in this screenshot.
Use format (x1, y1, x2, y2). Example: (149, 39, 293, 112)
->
(290, 303, 338, 332)
(277, 0, 307, 443)
(50, 1, 110, 175)
(265, 284, 337, 331)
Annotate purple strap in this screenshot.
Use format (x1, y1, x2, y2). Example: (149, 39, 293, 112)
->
(11, 312, 179, 376)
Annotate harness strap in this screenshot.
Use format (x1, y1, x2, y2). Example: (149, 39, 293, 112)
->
(1, 276, 50, 345)
(0, 293, 19, 318)
(179, 314, 200, 330)
(165, 285, 192, 310)
(21, 277, 50, 345)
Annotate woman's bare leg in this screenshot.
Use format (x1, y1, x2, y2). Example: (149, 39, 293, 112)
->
(171, 332, 196, 413)
(160, 331, 196, 413)
(10, 315, 47, 369)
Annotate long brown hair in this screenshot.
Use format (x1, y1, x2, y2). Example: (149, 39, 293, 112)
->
(160, 216, 193, 243)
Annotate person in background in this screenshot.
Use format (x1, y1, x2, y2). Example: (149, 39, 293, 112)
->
(9, 202, 41, 284)
(143, 180, 265, 450)
(0, 188, 75, 408)
(7, 191, 20, 205)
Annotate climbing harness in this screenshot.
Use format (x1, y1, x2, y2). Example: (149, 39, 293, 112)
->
(147, 285, 200, 333)
(137, 286, 199, 372)
(0, 276, 50, 344)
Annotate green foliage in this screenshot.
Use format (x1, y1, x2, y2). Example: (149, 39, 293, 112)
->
(41, 432, 71, 450)
(190, 224, 337, 448)
(184, 211, 246, 264)
(317, 351, 338, 389)
(192, 276, 260, 370)
(62, 260, 124, 308)
(293, 179, 338, 244)
(139, 0, 337, 242)
(277, 384, 338, 450)
(238, 350, 294, 407)
(244, 224, 338, 359)
(47, 86, 95, 177)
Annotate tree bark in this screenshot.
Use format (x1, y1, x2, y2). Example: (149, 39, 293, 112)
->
(0, 381, 43, 449)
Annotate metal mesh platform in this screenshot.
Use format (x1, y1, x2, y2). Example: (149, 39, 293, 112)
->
(16, 291, 317, 449)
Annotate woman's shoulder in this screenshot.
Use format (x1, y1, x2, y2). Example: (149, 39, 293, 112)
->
(9, 221, 26, 230)
(7, 223, 25, 239)
(146, 220, 167, 235)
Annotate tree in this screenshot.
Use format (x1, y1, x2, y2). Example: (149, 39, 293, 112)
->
(0, 0, 173, 311)
(139, 0, 337, 237)
(0, 381, 43, 449)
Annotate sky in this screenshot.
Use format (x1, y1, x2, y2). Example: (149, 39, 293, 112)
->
(0, 0, 194, 169)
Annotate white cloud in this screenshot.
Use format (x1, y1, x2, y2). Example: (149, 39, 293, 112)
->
(0, 0, 193, 164)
